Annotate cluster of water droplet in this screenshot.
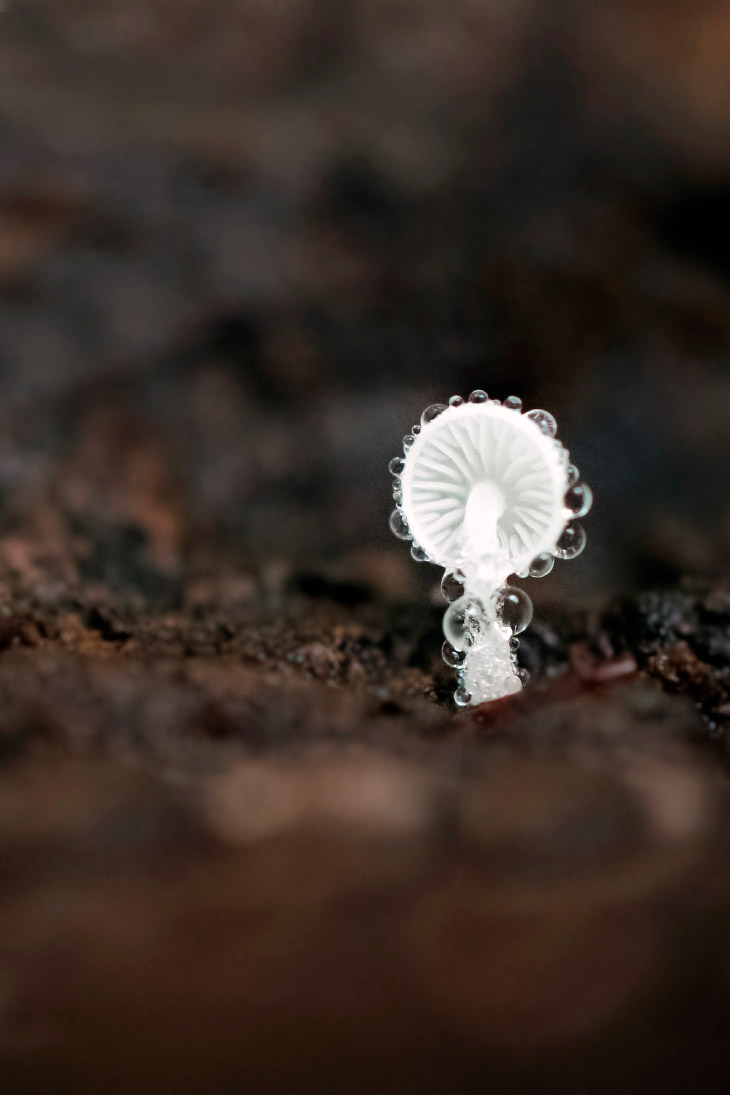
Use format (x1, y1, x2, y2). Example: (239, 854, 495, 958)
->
(388, 418, 432, 561)
(388, 392, 593, 706)
(439, 576, 532, 704)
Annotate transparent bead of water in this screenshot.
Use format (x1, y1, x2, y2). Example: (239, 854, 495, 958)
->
(411, 543, 429, 562)
(454, 685, 472, 707)
(421, 403, 447, 427)
(441, 569, 465, 602)
(567, 463, 580, 486)
(554, 521, 586, 559)
(504, 395, 523, 412)
(502, 675, 522, 695)
(403, 434, 415, 451)
(441, 640, 466, 668)
(448, 395, 464, 407)
(528, 552, 555, 578)
(389, 509, 412, 541)
(443, 595, 487, 651)
(564, 483, 593, 517)
(509, 636, 520, 652)
(494, 585, 533, 634)
(389, 456, 405, 476)
(393, 490, 403, 506)
(412, 424, 421, 435)
(469, 389, 488, 403)
(527, 409, 557, 437)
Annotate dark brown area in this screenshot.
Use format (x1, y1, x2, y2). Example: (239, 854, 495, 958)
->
(1, 2, 730, 1091)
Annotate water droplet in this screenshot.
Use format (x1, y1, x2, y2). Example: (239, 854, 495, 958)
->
(393, 490, 403, 505)
(443, 595, 487, 650)
(449, 395, 464, 407)
(515, 568, 530, 579)
(495, 585, 533, 634)
(454, 685, 472, 707)
(403, 434, 415, 451)
(564, 483, 593, 517)
(567, 464, 580, 486)
(527, 409, 557, 437)
(442, 640, 466, 667)
(389, 456, 405, 476)
(411, 543, 429, 562)
(504, 395, 522, 411)
(389, 509, 412, 540)
(392, 476, 401, 493)
(469, 389, 488, 403)
(554, 522, 586, 559)
(441, 569, 465, 602)
(421, 403, 447, 427)
(509, 636, 520, 651)
(412, 424, 421, 435)
(528, 552, 555, 578)
(502, 675, 522, 695)
(517, 667, 531, 684)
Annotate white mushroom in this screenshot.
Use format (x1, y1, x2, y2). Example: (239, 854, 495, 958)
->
(388, 392, 592, 706)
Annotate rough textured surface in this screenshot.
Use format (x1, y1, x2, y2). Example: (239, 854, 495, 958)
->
(2, 1, 730, 1091)
(1, 573, 730, 1092)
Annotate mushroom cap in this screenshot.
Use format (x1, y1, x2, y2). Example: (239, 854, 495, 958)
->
(400, 401, 569, 573)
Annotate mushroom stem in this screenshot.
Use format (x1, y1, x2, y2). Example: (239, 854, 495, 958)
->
(463, 480, 505, 554)
(455, 578, 522, 705)
(461, 483, 513, 590)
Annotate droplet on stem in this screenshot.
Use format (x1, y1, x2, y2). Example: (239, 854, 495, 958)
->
(442, 640, 466, 667)
(441, 569, 466, 602)
(443, 595, 488, 650)
(494, 585, 533, 634)
(454, 685, 472, 707)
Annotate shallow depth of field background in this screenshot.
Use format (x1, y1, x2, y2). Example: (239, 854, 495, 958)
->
(3, 6, 730, 1094)
(0, 0, 728, 610)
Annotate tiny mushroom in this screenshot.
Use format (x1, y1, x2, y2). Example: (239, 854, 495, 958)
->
(389, 392, 592, 706)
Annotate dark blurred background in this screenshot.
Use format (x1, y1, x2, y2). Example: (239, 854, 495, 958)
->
(4, 6, 730, 1093)
(0, 0, 729, 609)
